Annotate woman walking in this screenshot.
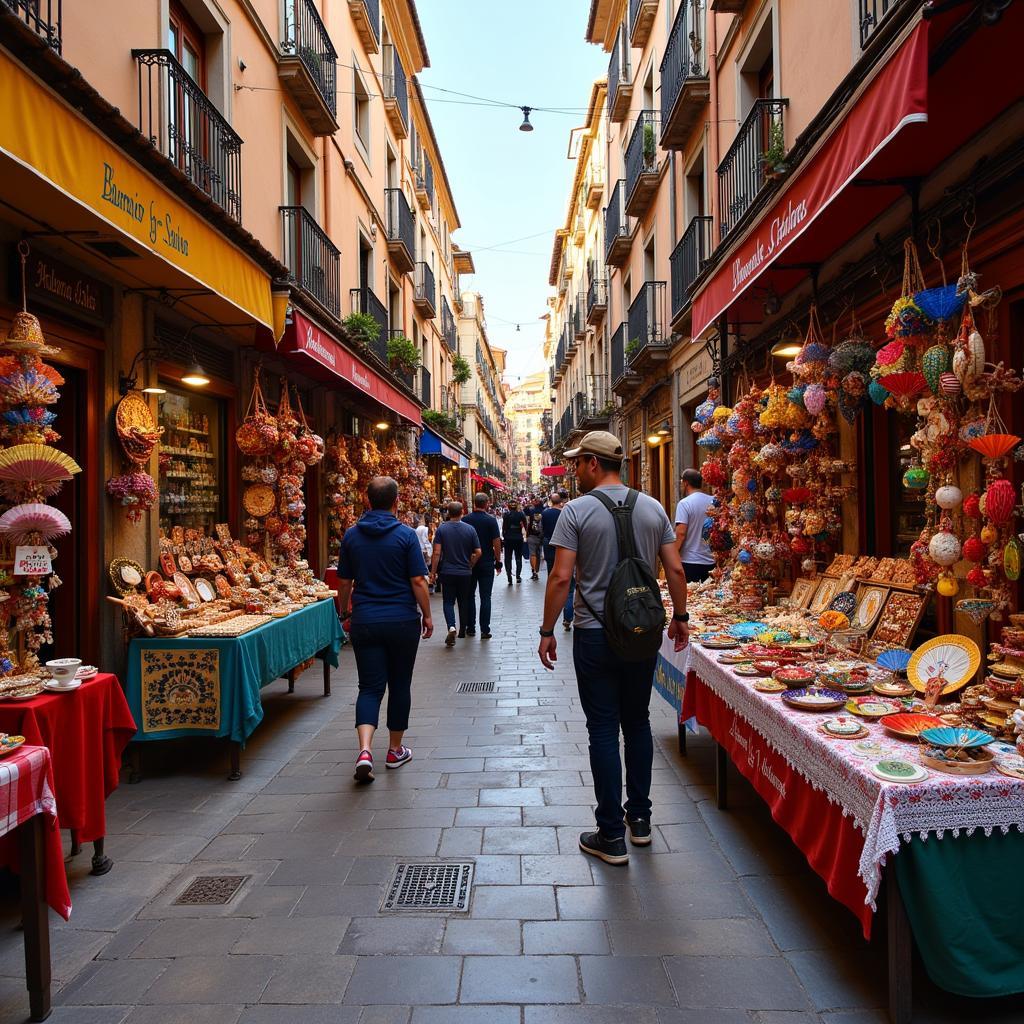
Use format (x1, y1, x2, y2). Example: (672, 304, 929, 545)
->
(336, 476, 433, 782)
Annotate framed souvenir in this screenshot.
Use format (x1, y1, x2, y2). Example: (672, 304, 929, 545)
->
(854, 584, 889, 631)
(789, 578, 817, 609)
(809, 578, 840, 615)
(869, 591, 927, 651)
(194, 578, 215, 602)
(108, 558, 145, 595)
(159, 551, 178, 578)
(908, 635, 981, 697)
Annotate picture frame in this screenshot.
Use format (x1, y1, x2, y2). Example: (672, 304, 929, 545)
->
(809, 577, 841, 615)
(868, 590, 927, 652)
(853, 583, 889, 631)
(789, 578, 817, 610)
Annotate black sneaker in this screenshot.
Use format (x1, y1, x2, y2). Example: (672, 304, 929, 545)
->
(466, 628, 476, 637)
(516, 576, 522, 583)
(578, 831, 628, 865)
(507, 579, 513, 586)
(625, 817, 652, 846)
(480, 632, 492, 639)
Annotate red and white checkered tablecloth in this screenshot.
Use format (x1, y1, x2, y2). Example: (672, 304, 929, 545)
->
(0, 745, 71, 920)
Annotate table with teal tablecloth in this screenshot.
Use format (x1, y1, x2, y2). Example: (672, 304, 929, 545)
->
(126, 599, 343, 748)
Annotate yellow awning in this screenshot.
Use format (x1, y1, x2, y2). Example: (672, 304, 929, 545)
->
(0, 50, 274, 330)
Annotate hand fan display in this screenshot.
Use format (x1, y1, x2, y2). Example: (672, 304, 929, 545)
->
(0, 503, 71, 545)
(0, 444, 81, 499)
(908, 635, 981, 701)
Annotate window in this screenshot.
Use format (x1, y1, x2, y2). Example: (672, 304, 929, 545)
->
(170, 1, 205, 86)
(738, 9, 775, 118)
(353, 65, 371, 152)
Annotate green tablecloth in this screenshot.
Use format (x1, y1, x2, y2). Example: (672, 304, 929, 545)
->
(126, 599, 343, 745)
(895, 829, 1024, 998)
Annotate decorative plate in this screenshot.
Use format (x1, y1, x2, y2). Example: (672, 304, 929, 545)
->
(44, 679, 81, 692)
(733, 664, 762, 677)
(873, 679, 915, 697)
(1005, 538, 1022, 582)
(781, 687, 846, 711)
(908, 635, 981, 696)
(727, 621, 768, 639)
(144, 570, 164, 595)
(178, 555, 193, 573)
(872, 759, 929, 784)
(819, 717, 869, 739)
(845, 696, 903, 719)
(115, 391, 156, 434)
(773, 666, 816, 685)
(918, 726, 993, 749)
(75, 665, 98, 680)
(214, 574, 232, 598)
(172, 571, 201, 605)
(855, 587, 887, 630)
(194, 578, 215, 602)
(850, 739, 890, 759)
(0, 735, 25, 757)
(753, 679, 788, 693)
(828, 591, 858, 617)
(785, 639, 819, 652)
(752, 660, 782, 676)
(108, 558, 145, 595)
(243, 484, 276, 518)
(995, 757, 1024, 781)
(159, 551, 178, 578)
(990, 662, 1024, 679)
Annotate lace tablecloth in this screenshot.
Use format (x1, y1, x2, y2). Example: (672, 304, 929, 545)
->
(688, 644, 1024, 909)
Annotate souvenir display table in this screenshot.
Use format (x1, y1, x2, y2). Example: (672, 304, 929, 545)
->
(0, 673, 135, 874)
(125, 599, 343, 778)
(681, 642, 1024, 1021)
(652, 633, 694, 753)
(0, 744, 71, 1022)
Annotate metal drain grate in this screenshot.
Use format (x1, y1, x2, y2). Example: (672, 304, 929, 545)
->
(380, 862, 474, 912)
(455, 680, 495, 694)
(173, 875, 250, 906)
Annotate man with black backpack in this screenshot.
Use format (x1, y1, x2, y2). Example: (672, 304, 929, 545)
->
(525, 494, 546, 580)
(539, 431, 690, 866)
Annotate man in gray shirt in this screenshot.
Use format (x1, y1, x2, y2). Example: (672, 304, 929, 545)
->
(430, 501, 481, 647)
(539, 431, 690, 866)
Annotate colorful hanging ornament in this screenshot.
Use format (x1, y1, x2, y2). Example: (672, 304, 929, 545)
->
(986, 478, 1015, 526)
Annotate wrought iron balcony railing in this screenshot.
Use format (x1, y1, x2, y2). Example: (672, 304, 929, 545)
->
(283, 0, 338, 114)
(384, 187, 415, 270)
(608, 30, 632, 122)
(670, 215, 713, 321)
(133, 49, 243, 222)
(382, 43, 409, 132)
(660, 0, 708, 146)
(418, 365, 431, 406)
(281, 206, 340, 316)
(628, 281, 668, 359)
(859, 0, 898, 48)
(610, 322, 629, 385)
(441, 296, 456, 349)
(604, 180, 632, 267)
(414, 262, 436, 317)
(349, 287, 389, 361)
(625, 110, 659, 213)
(388, 329, 415, 390)
(586, 374, 609, 419)
(2, 0, 61, 52)
(586, 268, 608, 321)
(718, 97, 788, 240)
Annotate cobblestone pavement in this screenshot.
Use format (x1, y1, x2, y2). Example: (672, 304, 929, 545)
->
(1, 578, 1022, 1023)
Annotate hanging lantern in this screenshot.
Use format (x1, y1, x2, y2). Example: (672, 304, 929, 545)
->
(804, 383, 827, 416)
(903, 465, 929, 490)
(967, 566, 989, 588)
(980, 524, 999, 545)
(986, 478, 1016, 525)
(962, 493, 981, 518)
(963, 536, 987, 563)
(934, 485, 963, 510)
(921, 345, 951, 395)
(928, 530, 962, 567)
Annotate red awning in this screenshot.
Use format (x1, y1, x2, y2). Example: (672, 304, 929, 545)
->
(690, 22, 929, 340)
(278, 311, 422, 426)
(486, 477, 505, 490)
(540, 465, 567, 477)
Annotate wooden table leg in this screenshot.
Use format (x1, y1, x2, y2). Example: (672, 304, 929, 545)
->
(322, 652, 331, 697)
(677, 717, 687, 756)
(715, 741, 729, 810)
(90, 837, 113, 876)
(886, 860, 913, 1024)
(228, 741, 242, 782)
(69, 829, 81, 857)
(127, 743, 142, 784)
(18, 815, 51, 1022)
(287, 667, 296, 694)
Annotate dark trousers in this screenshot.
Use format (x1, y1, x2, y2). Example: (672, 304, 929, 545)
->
(503, 537, 524, 580)
(440, 573, 474, 632)
(572, 627, 656, 840)
(350, 619, 420, 731)
(470, 562, 496, 633)
(683, 561, 714, 583)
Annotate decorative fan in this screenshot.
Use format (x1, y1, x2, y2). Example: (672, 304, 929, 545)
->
(0, 503, 71, 544)
(968, 434, 1020, 460)
(877, 648, 912, 673)
(879, 372, 927, 398)
(913, 284, 966, 322)
(0, 444, 81, 496)
(908, 635, 981, 697)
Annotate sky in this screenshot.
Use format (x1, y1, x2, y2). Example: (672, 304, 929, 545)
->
(414, 0, 607, 387)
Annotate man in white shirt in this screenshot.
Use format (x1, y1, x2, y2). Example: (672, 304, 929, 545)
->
(674, 469, 716, 583)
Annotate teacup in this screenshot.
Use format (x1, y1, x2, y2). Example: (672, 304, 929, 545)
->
(46, 658, 82, 685)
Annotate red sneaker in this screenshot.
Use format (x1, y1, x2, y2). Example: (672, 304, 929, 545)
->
(354, 749, 374, 783)
(386, 745, 412, 769)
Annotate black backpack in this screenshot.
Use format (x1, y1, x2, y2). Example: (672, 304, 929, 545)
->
(576, 489, 666, 662)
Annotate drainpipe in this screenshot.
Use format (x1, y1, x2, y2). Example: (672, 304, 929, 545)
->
(707, 7, 721, 229)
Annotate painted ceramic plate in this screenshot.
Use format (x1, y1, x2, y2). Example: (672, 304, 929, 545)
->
(879, 713, 943, 739)
(781, 687, 846, 711)
(728, 622, 768, 639)
(75, 665, 98, 679)
(819, 716, 868, 738)
(172, 572, 201, 605)
(753, 679, 788, 693)
(785, 639, 819, 652)
(850, 739, 890, 759)
(773, 666, 816, 685)
(0, 735, 25, 757)
(855, 587, 887, 629)
(733, 665, 762, 677)
(908, 635, 981, 696)
(918, 726, 993, 749)
(873, 679, 915, 697)
(44, 679, 81, 692)
(194, 578, 215, 602)
(828, 591, 858, 617)
(990, 662, 1024, 679)
(991, 741, 1019, 757)
(845, 696, 903, 719)
(872, 759, 929, 784)
(995, 756, 1024, 780)
(1005, 538, 1022, 582)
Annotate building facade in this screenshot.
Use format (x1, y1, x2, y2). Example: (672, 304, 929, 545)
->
(505, 372, 550, 490)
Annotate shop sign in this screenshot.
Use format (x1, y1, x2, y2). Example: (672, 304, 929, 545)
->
(682, 351, 713, 393)
(13, 545, 52, 576)
(18, 250, 111, 326)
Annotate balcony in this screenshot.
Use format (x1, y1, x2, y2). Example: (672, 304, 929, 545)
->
(859, 0, 898, 48)
(578, 375, 611, 429)
(625, 110, 659, 217)
(553, 335, 566, 383)
(441, 296, 456, 349)
(586, 266, 608, 326)
(2, 0, 61, 52)
(413, 262, 436, 318)
(608, 32, 633, 123)
(133, 50, 242, 222)
(718, 97, 788, 240)
(586, 167, 604, 210)
(629, 0, 658, 48)
(549, 366, 556, 390)
(382, 43, 409, 138)
(670, 215, 713, 325)
(573, 297, 586, 340)
(627, 281, 670, 372)
(660, 1, 710, 149)
(557, 243, 573, 296)
(349, 287, 389, 361)
(417, 365, 431, 406)
(387, 330, 416, 391)
(604, 180, 633, 268)
(574, 211, 585, 246)
(281, 206, 340, 317)
(279, 0, 339, 135)
(349, 0, 380, 53)
(611, 322, 641, 395)
(415, 155, 434, 211)
(384, 188, 415, 273)
(710, 0, 746, 10)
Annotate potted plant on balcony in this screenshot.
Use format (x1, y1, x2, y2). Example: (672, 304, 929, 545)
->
(760, 121, 788, 180)
(386, 334, 421, 375)
(599, 399, 616, 417)
(626, 338, 641, 362)
(452, 355, 471, 385)
(643, 120, 657, 169)
(342, 312, 381, 350)
(423, 409, 459, 436)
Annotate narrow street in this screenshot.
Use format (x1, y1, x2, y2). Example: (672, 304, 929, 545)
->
(1, 579, 1019, 1023)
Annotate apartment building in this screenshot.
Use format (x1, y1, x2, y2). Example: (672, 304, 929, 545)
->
(506, 372, 551, 489)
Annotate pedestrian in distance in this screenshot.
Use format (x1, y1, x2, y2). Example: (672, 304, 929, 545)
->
(335, 476, 433, 784)
(541, 490, 575, 630)
(501, 499, 527, 585)
(538, 431, 690, 866)
(525, 493, 546, 580)
(430, 500, 482, 646)
(675, 469, 716, 584)
(464, 491, 503, 640)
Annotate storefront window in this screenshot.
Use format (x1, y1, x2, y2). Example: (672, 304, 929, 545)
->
(158, 387, 225, 535)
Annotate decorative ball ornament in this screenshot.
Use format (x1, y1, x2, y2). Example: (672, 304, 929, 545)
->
(804, 383, 827, 416)
(902, 465, 929, 490)
(963, 493, 981, 518)
(980, 524, 998, 545)
(938, 371, 962, 397)
(928, 530, 962, 567)
(801, 558, 816, 572)
(934, 485, 963, 511)
(738, 549, 752, 565)
(963, 536, 987, 563)
(922, 345, 951, 394)
(985, 478, 1016, 525)
(936, 572, 959, 598)
(967, 565, 988, 588)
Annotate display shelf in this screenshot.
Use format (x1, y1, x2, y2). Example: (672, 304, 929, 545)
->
(158, 389, 224, 534)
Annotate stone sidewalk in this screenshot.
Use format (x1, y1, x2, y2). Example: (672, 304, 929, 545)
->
(0, 577, 1021, 1023)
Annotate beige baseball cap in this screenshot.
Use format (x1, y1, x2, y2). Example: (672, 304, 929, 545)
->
(563, 430, 624, 460)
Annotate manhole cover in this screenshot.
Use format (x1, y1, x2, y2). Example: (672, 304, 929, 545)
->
(173, 875, 250, 906)
(455, 681, 495, 694)
(380, 862, 474, 912)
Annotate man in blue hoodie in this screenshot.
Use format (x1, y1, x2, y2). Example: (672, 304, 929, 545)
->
(336, 476, 433, 783)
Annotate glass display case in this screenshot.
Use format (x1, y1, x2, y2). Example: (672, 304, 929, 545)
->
(158, 387, 225, 535)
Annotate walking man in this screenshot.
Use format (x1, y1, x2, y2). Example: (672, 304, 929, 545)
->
(430, 500, 481, 646)
(501, 499, 527, 585)
(538, 431, 690, 865)
(464, 492, 503, 640)
(541, 490, 574, 630)
(525, 493, 546, 580)
(336, 476, 433, 783)
(675, 468, 716, 583)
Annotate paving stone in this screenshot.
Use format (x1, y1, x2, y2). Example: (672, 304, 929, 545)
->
(239, 1008, 360, 1024)
(196, 834, 258, 860)
(342, 955, 461, 1005)
(234, 916, 351, 954)
(140, 954, 277, 1004)
(358, 1009, 411, 1024)
(129, 917, 249, 958)
(441, 917, 521, 955)
(468, 855, 521, 885)
(482, 826, 558, 854)
(266, 857, 355, 886)
(740, 875, 857, 952)
(338, 916, 446, 954)
(523, 920, 609, 954)
(786, 949, 886, 1011)
(123, 1006, 243, 1024)
(412, 1008, 520, 1024)
(521, 854, 594, 885)
(232, 885, 306, 917)
(638, 882, 756, 920)
(454, 806, 523, 827)
(58, 959, 170, 1005)
(608, 917, 775, 956)
(579, 955, 677, 1005)
(438, 826, 483, 854)
(479, 787, 546, 806)
(461, 954, 579, 1003)
(555, 885, 644, 920)
(471, 884, 557, 920)
(261, 954, 357, 1003)
(664, 956, 811, 1010)
(366, 807, 458, 828)
(44, 1009, 133, 1024)
(525, 1010, 661, 1024)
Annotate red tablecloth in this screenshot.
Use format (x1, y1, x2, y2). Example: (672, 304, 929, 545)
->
(0, 745, 71, 919)
(0, 674, 135, 843)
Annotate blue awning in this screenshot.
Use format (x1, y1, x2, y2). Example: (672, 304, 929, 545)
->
(419, 428, 463, 465)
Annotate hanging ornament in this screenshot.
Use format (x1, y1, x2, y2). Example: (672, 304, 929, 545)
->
(928, 529, 962, 567)
(1004, 538, 1022, 582)
(922, 345, 951, 395)
(938, 371, 962, 397)
(963, 536, 987, 563)
(962, 492, 981, 518)
(934, 485, 963, 510)
(967, 566, 989, 588)
(985, 478, 1015, 525)
(902, 465, 929, 490)
(936, 572, 959, 598)
(980, 524, 999, 545)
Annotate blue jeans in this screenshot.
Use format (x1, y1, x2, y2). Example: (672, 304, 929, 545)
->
(440, 573, 473, 632)
(350, 619, 420, 730)
(572, 627, 656, 840)
(544, 546, 575, 624)
(470, 562, 496, 633)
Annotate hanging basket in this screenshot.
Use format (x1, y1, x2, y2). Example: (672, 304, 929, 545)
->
(236, 369, 279, 455)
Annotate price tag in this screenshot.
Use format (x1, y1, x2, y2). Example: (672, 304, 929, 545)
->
(13, 545, 52, 576)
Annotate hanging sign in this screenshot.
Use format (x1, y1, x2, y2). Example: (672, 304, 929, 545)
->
(17, 249, 112, 326)
(13, 545, 52, 576)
